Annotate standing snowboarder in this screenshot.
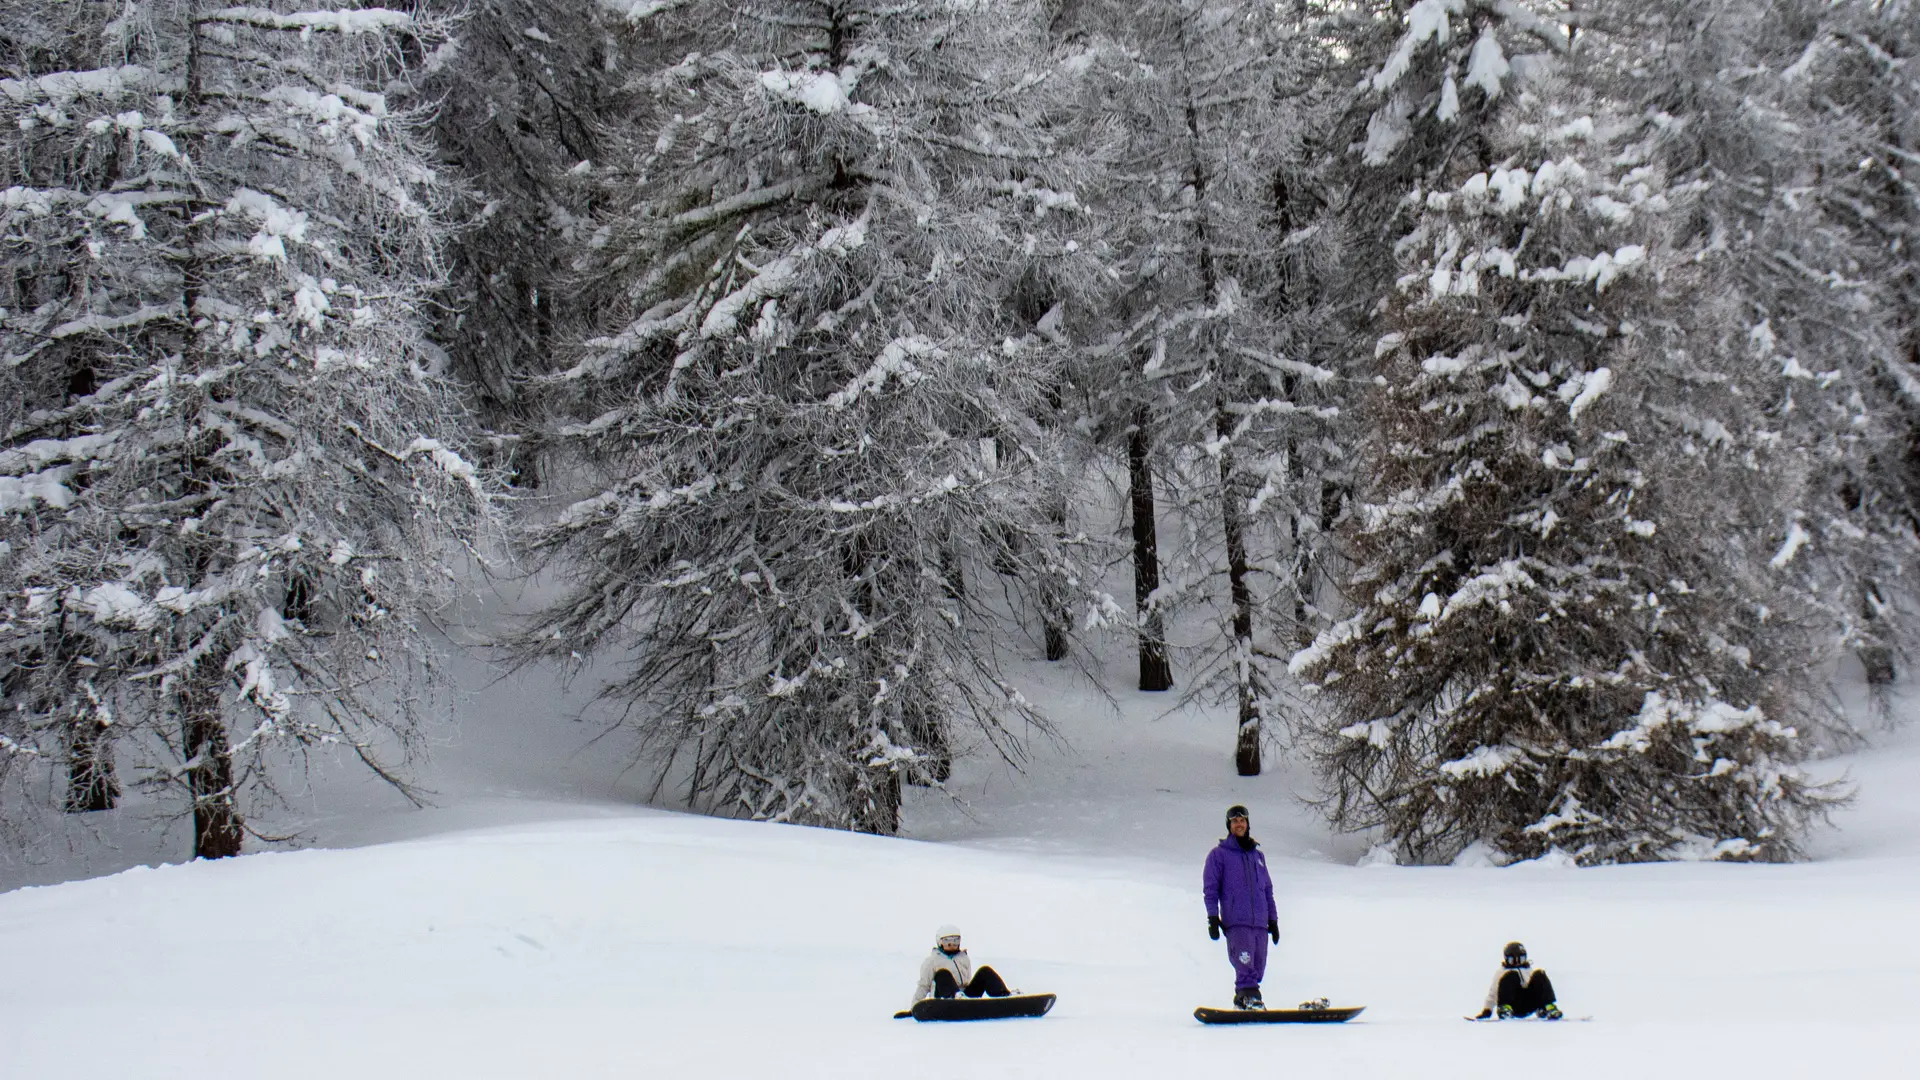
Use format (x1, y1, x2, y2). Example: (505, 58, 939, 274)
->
(1473, 942, 1564, 1020)
(1202, 805, 1279, 1009)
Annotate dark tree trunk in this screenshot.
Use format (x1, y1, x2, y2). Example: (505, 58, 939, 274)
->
(1042, 498, 1071, 662)
(1860, 581, 1896, 685)
(1128, 403, 1172, 690)
(64, 709, 118, 813)
(1177, 38, 1259, 774)
(854, 769, 902, 835)
(1042, 599, 1071, 661)
(183, 684, 243, 859)
(1291, 510, 1314, 649)
(1283, 379, 1315, 651)
(940, 544, 964, 602)
(1861, 645, 1896, 686)
(1217, 399, 1261, 776)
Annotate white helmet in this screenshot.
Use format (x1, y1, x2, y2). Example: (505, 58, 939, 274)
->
(934, 924, 962, 943)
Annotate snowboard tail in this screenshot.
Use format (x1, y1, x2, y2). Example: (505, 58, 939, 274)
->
(907, 993, 1056, 1022)
(1194, 1005, 1364, 1024)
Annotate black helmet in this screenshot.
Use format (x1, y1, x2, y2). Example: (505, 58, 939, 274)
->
(1225, 804, 1250, 825)
(1502, 942, 1529, 969)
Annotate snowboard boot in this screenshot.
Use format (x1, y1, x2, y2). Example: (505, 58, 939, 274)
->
(1539, 1002, 1563, 1021)
(1497, 1004, 1515, 1020)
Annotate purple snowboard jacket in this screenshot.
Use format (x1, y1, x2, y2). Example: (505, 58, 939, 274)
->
(1203, 836, 1277, 929)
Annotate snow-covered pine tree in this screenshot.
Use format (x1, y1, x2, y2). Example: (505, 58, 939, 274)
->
(1640, 0, 1916, 705)
(0, 2, 486, 857)
(417, 0, 655, 489)
(1063, 0, 1336, 774)
(1797, 0, 1920, 687)
(516, 0, 1080, 833)
(1292, 6, 1844, 864)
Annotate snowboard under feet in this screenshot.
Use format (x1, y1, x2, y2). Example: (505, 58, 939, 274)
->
(897, 993, 1056, 1022)
(1194, 1005, 1364, 1024)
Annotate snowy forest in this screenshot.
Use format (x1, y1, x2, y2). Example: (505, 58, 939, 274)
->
(2, 0, 1917, 868)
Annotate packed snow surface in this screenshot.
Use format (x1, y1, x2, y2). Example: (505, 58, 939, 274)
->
(1, 649, 1915, 1078)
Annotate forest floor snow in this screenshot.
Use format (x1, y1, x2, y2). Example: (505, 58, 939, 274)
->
(1, 645, 1916, 1078)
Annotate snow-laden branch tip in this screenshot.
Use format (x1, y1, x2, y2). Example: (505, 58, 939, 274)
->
(1464, 28, 1510, 99)
(702, 255, 802, 339)
(1288, 613, 1368, 676)
(1564, 367, 1612, 420)
(200, 8, 413, 34)
(1769, 520, 1810, 569)
(670, 175, 833, 229)
(45, 304, 182, 342)
(0, 433, 115, 475)
(1372, 0, 1462, 94)
(1439, 744, 1523, 779)
(825, 338, 937, 408)
(761, 68, 866, 116)
(600, 0, 690, 22)
(0, 468, 78, 513)
(0, 65, 155, 105)
(1338, 719, 1393, 748)
(403, 438, 485, 496)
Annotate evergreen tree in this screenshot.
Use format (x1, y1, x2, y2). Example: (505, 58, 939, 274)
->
(1805, 0, 1920, 686)
(419, 0, 657, 488)
(0, 1, 486, 857)
(1636, 0, 1916, 700)
(515, 0, 1080, 833)
(1066, 0, 1337, 773)
(1293, 2, 1844, 864)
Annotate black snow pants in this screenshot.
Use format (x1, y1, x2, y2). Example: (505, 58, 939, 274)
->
(932, 966, 1011, 999)
(1496, 969, 1558, 1016)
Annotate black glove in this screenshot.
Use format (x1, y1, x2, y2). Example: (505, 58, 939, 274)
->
(1268, 920, 1280, 944)
(1207, 916, 1221, 940)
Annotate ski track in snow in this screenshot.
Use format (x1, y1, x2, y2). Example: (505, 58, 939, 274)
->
(1, 624, 1915, 1077)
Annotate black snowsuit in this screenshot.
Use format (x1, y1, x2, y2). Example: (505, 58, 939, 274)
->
(1476, 964, 1558, 1018)
(932, 966, 1011, 999)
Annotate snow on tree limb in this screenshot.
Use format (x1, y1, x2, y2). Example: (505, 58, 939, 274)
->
(200, 8, 413, 34)
(0, 66, 159, 105)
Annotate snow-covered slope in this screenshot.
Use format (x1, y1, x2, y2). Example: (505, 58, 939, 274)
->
(2, 645, 1916, 1078)
(2, 798, 1912, 1079)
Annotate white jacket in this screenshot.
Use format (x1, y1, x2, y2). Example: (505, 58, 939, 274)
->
(911, 947, 974, 1005)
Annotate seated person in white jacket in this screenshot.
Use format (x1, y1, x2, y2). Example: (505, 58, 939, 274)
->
(912, 925, 1012, 1004)
(1474, 941, 1564, 1020)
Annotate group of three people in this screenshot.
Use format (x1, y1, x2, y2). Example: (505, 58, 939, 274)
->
(915, 804, 1565, 1020)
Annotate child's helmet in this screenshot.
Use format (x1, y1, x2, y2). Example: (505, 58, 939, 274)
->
(1502, 942, 1529, 969)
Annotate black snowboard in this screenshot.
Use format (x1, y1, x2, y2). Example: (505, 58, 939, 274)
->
(896, 993, 1057, 1022)
(1194, 1005, 1364, 1024)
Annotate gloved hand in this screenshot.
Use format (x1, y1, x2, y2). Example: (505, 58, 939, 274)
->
(1268, 920, 1280, 944)
(1474, 1009, 1492, 1020)
(1207, 916, 1221, 940)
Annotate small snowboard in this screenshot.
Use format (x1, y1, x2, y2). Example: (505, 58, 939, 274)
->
(1194, 1005, 1364, 1024)
(1465, 1013, 1591, 1023)
(895, 993, 1057, 1022)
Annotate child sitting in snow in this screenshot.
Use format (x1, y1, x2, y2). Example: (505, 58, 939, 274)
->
(1474, 941, 1564, 1020)
(910, 925, 1012, 1004)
